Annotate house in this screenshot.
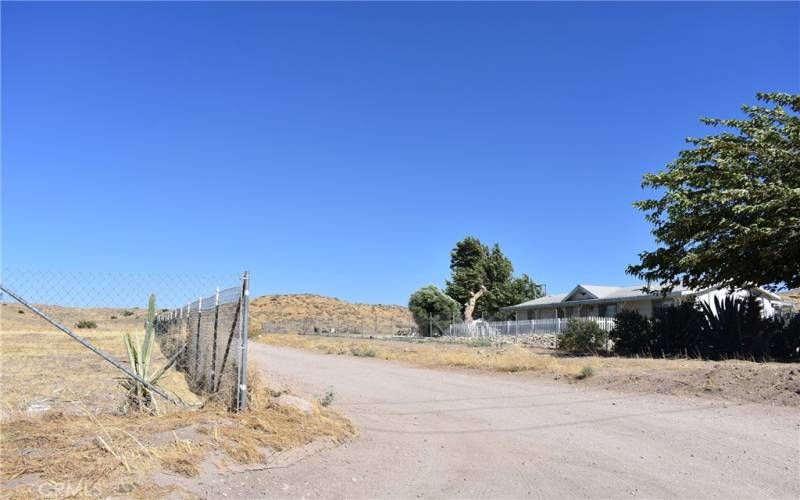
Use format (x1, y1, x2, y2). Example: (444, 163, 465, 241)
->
(502, 283, 794, 320)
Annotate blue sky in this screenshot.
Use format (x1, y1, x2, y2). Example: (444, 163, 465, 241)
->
(2, 2, 798, 306)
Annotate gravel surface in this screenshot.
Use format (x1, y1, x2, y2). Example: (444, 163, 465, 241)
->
(205, 344, 800, 499)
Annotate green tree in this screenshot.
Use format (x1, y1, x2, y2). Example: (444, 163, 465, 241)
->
(445, 237, 543, 321)
(628, 93, 800, 292)
(408, 285, 460, 336)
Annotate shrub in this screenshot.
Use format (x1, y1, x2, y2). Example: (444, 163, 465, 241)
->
(697, 296, 778, 360)
(559, 319, 605, 354)
(75, 320, 97, 329)
(110, 315, 118, 320)
(317, 387, 336, 407)
(122, 310, 134, 317)
(576, 365, 595, 379)
(609, 310, 652, 356)
(651, 302, 703, 357)
(408, 285, 460, 337)
(349, 345, 376, 357)
(770, 315, 800, 360)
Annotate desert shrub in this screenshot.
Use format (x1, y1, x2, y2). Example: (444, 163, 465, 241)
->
(651, 302, 703, 357)
(110, 315, 118, 320)
(75, 320, 97, 329)
(349, 345, 376, 357)
(317, 387, 336, 407)
(122, 310, 134, 317)
(576, 365, 595, 379)
(609, 310, 653, 355)
(770, 315, 800, 360)
(558, 319, 605, 354)
(611, 297, 796, 361)
(697, 296, 779, 360)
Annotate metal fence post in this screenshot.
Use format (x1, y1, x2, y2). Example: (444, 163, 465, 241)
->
(194, 296, 202, 384)
(209, 287, 220, 392)
(237, 271, 250, 411)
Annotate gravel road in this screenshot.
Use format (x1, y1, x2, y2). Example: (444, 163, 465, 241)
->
(208, 344, 799, 499)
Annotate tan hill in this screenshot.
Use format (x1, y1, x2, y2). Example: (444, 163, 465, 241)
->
(250, 294, 415, 336)
(1, 293, 416, 337)
(1, 302, 148, 333)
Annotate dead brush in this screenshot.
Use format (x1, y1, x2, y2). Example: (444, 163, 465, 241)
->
(1, 366, 353, 498)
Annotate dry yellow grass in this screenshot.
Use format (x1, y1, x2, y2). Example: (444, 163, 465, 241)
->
(259, 333, 586, 376)
(0, 310, 354, 498)
(258, 333, 800, 406)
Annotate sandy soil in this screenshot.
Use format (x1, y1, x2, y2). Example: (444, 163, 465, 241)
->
(207, 343, 800, 499)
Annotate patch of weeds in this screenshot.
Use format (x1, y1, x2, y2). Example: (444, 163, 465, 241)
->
(75, 320, 98, 329)
(317, 386, 336, 407)
(349, 345, 376, 357)
(122, 310, 134, 317)
(575, 365, 595, 380)
(702, 376, 721, 392)
(110, 315, 118, 320)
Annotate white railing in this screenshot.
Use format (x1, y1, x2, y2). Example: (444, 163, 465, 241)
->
(448, 316, 616, 338)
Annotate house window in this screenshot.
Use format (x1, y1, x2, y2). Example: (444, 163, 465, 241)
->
(599, 304, 617, 317)
(652, 299, 674, 312)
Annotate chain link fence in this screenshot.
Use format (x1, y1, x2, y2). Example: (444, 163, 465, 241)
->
(1, 269, 250, 411)
(261, 318, 417, 337)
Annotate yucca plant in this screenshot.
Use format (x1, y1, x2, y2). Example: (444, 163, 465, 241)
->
(120, 293, 168, 413)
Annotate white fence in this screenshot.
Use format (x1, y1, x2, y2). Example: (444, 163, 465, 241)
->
(448, 316, 616, 338)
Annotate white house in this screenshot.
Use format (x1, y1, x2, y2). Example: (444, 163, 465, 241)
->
(502, 283, 793, 320)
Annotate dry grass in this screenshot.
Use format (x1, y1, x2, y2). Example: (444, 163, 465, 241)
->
(259, 333, 800, 406)
(260, 333, 585, 376)
(0, 388, 353, 498)
(0, 311, 354, 498)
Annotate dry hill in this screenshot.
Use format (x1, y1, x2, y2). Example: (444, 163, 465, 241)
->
(250, 294, 415, 336)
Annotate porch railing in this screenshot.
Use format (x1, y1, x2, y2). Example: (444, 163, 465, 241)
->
(448, 316, 616, 338)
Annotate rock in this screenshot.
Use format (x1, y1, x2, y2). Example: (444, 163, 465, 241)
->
(274, 394, 315, 415)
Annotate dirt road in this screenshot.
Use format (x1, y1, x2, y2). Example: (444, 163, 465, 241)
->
(209, 344, 799, 499)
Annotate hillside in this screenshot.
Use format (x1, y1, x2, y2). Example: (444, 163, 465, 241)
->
(250, 294, 415, 336)
(1, 294, 416, 337)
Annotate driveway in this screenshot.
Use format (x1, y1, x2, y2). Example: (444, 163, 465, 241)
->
(207, 344, 799, 499)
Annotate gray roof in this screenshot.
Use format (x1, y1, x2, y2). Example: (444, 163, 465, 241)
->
(502, 283, 696, 311)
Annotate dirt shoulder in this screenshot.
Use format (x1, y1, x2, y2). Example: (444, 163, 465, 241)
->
(0, 327, 353, 498)
(256, 333, 800, 407)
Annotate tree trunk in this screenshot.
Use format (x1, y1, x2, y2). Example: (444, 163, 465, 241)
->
(463, 286, 487, 322)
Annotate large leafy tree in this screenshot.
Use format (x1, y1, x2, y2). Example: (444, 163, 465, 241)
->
(445, 237, 543, 321)
(408, 285, 461, 336)
(628, 93, 800, 292)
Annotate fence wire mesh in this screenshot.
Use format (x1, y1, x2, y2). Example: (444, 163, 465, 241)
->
(261, 318, 417, 337)
(1, 269, 249, 411)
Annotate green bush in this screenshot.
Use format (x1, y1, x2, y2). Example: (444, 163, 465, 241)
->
(122, 310, 134, 317)
(408, 285, 460, 337)
(651, 302, 704, 357)
(75, 320, 97, 329)
(559, 319, 605, 354)
(770, 315, 800, 360)
(609, 310, 653, 355)
(610, 298, 797, 361)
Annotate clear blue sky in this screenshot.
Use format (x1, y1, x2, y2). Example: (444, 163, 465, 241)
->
(3, 2, 798, 305)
